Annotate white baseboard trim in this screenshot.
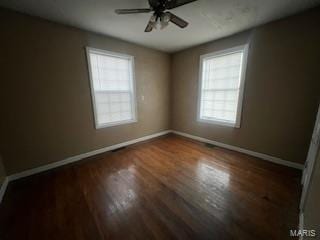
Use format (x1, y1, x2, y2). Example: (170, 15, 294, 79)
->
(8, 130, 171, 182)
(299, 212, 304, 240)
(3, 128, 303, 200)
(0, 177, 9, 204)
(172, 130, 304, 170)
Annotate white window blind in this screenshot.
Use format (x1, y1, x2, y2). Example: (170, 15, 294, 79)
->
(198, 45, 248, 127)
(86, 48, 136, 128)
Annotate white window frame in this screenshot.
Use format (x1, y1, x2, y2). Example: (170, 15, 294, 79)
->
(86, 47, 137, 129)
(197, 44, 249, 128)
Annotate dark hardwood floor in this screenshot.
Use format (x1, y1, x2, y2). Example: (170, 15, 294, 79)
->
(0, 134, 301, 240)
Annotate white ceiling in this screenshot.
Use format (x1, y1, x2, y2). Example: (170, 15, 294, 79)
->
(1, 0, 320, 52)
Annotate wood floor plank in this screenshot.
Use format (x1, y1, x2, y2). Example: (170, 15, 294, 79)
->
(0, 134, 301, 240)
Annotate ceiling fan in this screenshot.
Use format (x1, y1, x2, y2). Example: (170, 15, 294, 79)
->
(115, 0, 198, 32)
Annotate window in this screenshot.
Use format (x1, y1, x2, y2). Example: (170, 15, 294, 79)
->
(198, 45, 248, 128)
(86, 47, 137, 129)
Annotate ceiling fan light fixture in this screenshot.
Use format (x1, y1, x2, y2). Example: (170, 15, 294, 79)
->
(150, 14, 157, 23)
(160, 21, 169, 29)
(149, 15, 158, 29)
(161, 12, 171, 23)
(160, 12, 170, 29)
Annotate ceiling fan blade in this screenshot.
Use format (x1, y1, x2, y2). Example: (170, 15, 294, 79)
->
(165, 0, 198, 9)
(167, 12, 188, 28)
(145, 22, 153, 32)
(115, 8, 152, 14)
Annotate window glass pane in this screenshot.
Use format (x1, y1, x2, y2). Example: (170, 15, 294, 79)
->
(92, 54, 131, 92)
(200, 50, 244, 124)
(88, 50, 135, 127)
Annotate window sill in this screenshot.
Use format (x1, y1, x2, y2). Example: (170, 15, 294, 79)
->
(197, 118, 240, 128)
(95, 119, 137, 129)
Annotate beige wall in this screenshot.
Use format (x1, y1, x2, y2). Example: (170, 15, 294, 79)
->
(171, 8, 320, 164)
(0, 155, 6, 186)
(1, 7, 320, 175)
(0, 9, 171, 175)
(304, 148, 320, 239)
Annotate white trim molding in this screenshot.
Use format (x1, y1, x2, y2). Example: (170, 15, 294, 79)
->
(172, 130, 304, 170)
(197, 44, 249, 128)
(85, 47, 138, 129)
(299, 212, 304, 240)
(8, 130, 171, 182)
(2, 129, 303, 203)
(7, 129, 303, 183)
(0, 177, 9, 204)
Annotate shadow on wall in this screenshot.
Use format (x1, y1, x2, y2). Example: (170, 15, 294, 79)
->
(0, 155, 6, 186)
(303, 148, 320, 237)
